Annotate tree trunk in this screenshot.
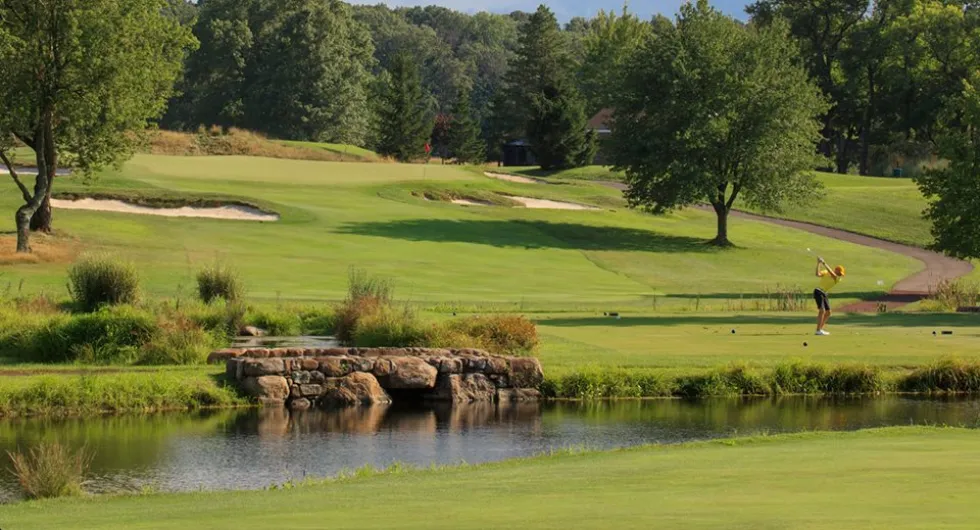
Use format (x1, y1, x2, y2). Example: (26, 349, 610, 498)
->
(835, 133, 849, 174)
(710, 202, 732, 247)
(30, 194, 52, 233)
(15, 207, 33, 253)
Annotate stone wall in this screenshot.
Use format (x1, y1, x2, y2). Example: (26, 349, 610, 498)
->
(212, 347, 543, 410)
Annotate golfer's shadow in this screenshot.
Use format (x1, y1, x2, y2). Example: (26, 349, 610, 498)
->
(338, 219, 717, 253)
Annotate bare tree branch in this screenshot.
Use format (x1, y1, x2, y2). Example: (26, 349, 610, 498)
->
(0, 150, 34, 202)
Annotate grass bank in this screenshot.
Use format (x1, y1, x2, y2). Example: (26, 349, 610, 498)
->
(0, 368, 242, 417)
(1, 426, 977, 528)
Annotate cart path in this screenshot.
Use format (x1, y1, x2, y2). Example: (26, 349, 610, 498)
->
(594, 179, 973, 312)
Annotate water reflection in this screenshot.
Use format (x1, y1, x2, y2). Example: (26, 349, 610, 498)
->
(0, 396, 977, 499)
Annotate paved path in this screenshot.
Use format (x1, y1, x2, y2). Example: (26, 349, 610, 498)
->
(596, 180, 973, 312)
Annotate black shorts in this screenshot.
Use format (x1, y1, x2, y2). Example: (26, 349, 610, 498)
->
(813, 289, 830, 311)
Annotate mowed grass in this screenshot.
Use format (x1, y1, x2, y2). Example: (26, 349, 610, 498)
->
(535, 312, 980, 376)
(1, 427, 977, 529)
(0, 155, 919, 308)
(276, 140, 382, 162)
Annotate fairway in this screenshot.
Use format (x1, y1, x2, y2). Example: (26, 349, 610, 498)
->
(536, 313, 980, 375)
(0, 155, 920, 307)
(2, 427, 977, 529)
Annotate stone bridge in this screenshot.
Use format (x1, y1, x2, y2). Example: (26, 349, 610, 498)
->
(211, 347, 544, 411)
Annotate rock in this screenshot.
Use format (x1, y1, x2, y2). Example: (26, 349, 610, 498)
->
(242, 376, 289, 402)
(243, 358, 285, 377)
(300, 384, 323, 397)
(497, 388, 542, 402)
(508, 358, 544, 388)
(464, 357, 488, 372)
(439, 358, 463, 374)
(428, 374, 496, 403)
(290, 385, 302, 399)
(321, 373, 391, 406)
(225, 358, 245, 381)
(300, 358, 319, 371)
(320, 357, 353, 377)
(209, 349, 244, 364)
(386, 357, 438, 389)
(356, 358, 374, 372)
(244, 348, 270, 358)
(289, 398, 311, 411)
(485, 356, 509, 375)
(286, 348, 305, 357)
(372, 357, 395, 377)
(489, 374, 509, 388)
(309, 370, 326, 384)
(291, 371, 311, 384)
(240, 326, 267, 337)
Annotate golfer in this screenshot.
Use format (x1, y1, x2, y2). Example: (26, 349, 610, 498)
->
(813, 257, 844, 336)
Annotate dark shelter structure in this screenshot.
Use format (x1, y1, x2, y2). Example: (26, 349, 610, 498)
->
(501, 140, 536, 166)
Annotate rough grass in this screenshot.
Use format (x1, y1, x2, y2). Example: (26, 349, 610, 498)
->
(7, 442, 92, 499)
(147, 128, 378, 163)
(196, 264, 244, 304)
(67, 255, 140, 312)
(2, 427, 979, 528)
(0, 233, 80, 265)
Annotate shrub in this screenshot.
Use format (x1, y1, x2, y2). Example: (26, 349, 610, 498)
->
(350, 306, 432, 348)
(196, 264, 244, 304)
(138, 315, 220, 365)
(298, 306, 337, 336)
(441, 315, 538, 355)
(68, 255, 140, 312)
(541, 369, 673, 399)
(928, 279, 980, 311)
(6, 306, 157, 364)
(187, 300, 247, 338)
(8, 442, 92, 499)
(248, 309, 301, 336)
(770, 362, 828, 394)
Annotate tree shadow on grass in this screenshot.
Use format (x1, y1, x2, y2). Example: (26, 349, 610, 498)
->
(337, 219, 717, 253)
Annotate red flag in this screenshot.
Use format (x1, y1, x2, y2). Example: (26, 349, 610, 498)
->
(424, 142, 431, 154)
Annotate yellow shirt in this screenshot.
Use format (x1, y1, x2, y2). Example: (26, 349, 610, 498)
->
(817, 271, 840, 292)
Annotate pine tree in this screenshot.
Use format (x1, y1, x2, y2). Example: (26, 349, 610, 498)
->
(447, 88, 486, 164)
(508, 5, 591, 170)
(376, 54, 433, 162)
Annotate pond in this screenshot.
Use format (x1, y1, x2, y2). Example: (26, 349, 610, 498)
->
(0, 395, 977, 500)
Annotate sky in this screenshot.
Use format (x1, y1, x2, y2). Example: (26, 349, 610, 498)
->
(349, 0, 750, 22)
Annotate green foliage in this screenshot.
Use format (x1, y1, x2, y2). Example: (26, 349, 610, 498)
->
(0, 0, 195, 248)
(297, 307, 337, 336)
(68, 256, 141, 312)
(580, 6, 651, 113)
(927, 279, 980, 311)
(138, 315, 221, 365)
(350, 305, 432, 347)
(916, 72, 980, 258)
(508, 6, 592, 170)
(899, 358, 980, 393)
(196, 264, 244, 304)
(611, 0, 827, 245)
(172, 0, 374, 144)
(376, 54, 433, 162)
(7, 443, 92, 499)
(247, 309, 302, 336)
(186, 300, 247, 338)
(447, 88, 486, 164)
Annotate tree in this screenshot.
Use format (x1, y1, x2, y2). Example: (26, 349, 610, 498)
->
(0, 0, 194, 251)
(748, 0, 869, 173)
(447, 88, 486, 164)
(609, 0, 827, 246)
(508, 5, 592, 170)
(580, 5, 651, 113)
(916, 73, 980, 258)
(376, 54, 433, 162)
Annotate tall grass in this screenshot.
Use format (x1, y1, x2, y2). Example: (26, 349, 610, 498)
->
(8, 442, 92, 499)
(899, 358, 980, 393)
(927, 279, 980, 311)
(335, 268, 394, 344)
(196, 264, 244, 304)
(68, 255, 140, 312)
(440, 315, 539, 355)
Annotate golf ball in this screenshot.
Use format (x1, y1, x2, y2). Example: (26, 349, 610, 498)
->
(877, 280, 885, 286)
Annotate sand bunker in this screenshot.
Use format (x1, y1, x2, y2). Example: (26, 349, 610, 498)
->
(50, 198, 279, 221)
(483, 172, 539, 184)
(507, 196, 599, 210)
(451, 198, 490, 207)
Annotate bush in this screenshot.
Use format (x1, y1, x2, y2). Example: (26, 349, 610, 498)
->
(196, 264, 244, 304)
(298, 306, 337, 335)
(350, 306, 432, 348)
(6, 306, 157, 364)
(138, 315, 221, 365)
(441, 315, 538, 355)
(8, 442, 92, 499)
(928, 279, 980, 311)
(68, 255, 140, 312)
(187, 300, 247, 338)
(248, 309, 301, 336)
